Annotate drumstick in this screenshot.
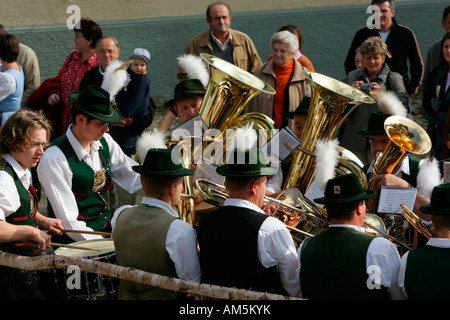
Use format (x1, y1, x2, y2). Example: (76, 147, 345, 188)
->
(60, 228, 112, 237)
(51, 242, 101, 251)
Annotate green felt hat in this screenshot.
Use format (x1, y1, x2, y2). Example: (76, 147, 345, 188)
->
(420, 183, 450, 215)
(216, 148, 278, 177)
(165, 79, 206, 109)
(314, 173, 376, 204)
(358, 110, 389, 135)
(132, 148, 194, 177)
(284, 97, 310, 119)
(68, 85, 122, 123)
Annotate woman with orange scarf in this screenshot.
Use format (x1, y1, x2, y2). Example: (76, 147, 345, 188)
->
(245, 31, 308, 131)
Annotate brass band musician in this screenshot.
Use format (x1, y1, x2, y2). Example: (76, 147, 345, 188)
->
(297, 173, 406, 300)
(398, 183, 450, 300)
(196, 130, 300, 297)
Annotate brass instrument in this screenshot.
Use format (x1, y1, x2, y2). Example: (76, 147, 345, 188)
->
(283, 70, 375, 193)
(192, 178, 327, 241)
(366, 116, 432, 213)
(176, 54, 278, 225)
(363, 213, 412, 251)
(401, 204, 434, 242)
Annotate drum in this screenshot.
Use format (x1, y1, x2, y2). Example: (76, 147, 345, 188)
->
(54, 239, 119, 300)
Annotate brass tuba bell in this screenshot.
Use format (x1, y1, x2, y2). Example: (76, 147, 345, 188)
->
(282, 70, 375, 193)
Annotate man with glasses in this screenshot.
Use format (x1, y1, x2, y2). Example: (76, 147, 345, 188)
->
(359, 110, 430, 220)
(79, 36, 121, 90)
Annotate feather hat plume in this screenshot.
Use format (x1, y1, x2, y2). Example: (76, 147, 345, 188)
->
(371, 91, 408, 118)
(101, 60, 132, 98)
(315, 139, 339, 191)
(233, 123, 258, 152)
(136, 129, 167, 163)
(417, 154, 442, 200)
(177, 54, 210, 87)
(315, 138, 340, 191)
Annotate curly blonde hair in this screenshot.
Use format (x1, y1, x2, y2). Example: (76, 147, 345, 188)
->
(359, 36, 387, 58)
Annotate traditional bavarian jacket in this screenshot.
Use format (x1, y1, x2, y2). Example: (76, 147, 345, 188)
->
(0, 155, 39, 256)
(37, 128, 142, 242)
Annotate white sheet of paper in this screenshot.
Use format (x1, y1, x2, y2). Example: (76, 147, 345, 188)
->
(377, 186, 417, 214)
(262, 127, 301, 163)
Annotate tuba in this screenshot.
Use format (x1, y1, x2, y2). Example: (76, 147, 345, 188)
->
(366, 116, 432, 213)
(177, 54, 277, 224)
(283, 70, 375, 193)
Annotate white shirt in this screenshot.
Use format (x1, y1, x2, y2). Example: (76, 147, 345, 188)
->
(37, 127, 142, 241)
(223, 198, 301, 297)
(0, 154, 32, 220)
(111, 197, 201, 282)
(297, 224, 406, 300)
(398, 237, 450, 298)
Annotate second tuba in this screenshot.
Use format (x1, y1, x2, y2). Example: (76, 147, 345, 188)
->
(283, 70, 375, 193)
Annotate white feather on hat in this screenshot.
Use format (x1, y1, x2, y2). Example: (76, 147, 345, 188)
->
(315, 138, 339, 191)
(233, 123, 258, 152)
(101, 60, 132, 98)
(371, 91, 408, 118)
(417, 155, 442, 200)
(136, 129, 167, 163)
(177, 54, 210, 87)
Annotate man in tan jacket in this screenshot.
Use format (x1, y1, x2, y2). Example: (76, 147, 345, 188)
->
(183, 2, 262, 73)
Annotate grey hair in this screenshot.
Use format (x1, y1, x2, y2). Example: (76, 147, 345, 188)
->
(270, 30, 299, 54)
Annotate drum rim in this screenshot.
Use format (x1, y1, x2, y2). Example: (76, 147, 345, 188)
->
(54, 238, 115, 259)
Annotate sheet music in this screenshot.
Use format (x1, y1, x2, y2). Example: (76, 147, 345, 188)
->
(170, 114, 207, 139)
(262, 127, 301, 163)
(377, 186, 417, 214)
(304, 179, 325, 208)
(193, 158, 225, 186)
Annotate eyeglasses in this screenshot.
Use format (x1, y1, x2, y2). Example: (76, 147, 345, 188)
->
(368, 138, 390, 146)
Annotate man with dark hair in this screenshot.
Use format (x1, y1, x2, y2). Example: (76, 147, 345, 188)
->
(344, 0, 423, 96)
(197, 136, 300, 297)
(182, 1, 262, 74)
(398, 183, 450, 299)
(37, 85, 142, 244)
(298, 173, 406, 300)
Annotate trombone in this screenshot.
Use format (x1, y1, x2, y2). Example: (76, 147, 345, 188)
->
(400, 204, 434, 241)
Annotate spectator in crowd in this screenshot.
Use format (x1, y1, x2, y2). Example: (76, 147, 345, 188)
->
(244, 30, 308, 130)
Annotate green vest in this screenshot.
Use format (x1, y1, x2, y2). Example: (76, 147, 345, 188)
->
(0, 159, 39, 256)
(47, 135, 113, 232)
(113, 204, 179, 300)
(300, 227, 390, 300)
(405, 245, 450, 300)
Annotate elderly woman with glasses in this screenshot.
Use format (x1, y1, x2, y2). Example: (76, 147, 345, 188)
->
(244, 30, 308, 131)
(340, 36, 409, 164)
